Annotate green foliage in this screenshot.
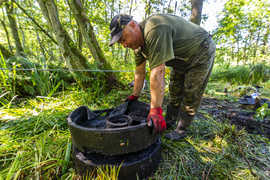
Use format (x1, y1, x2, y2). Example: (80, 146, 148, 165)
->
(5, 151, 22, 180)
(0, 51, 16, 97)
(211, 65, 250, 84)
(213, 0, 270, 66)
(254, 102, 270, 122)
(247, 63, 270, 84)
(0, 55, 74, 98)
(264, 80, 270, 90)
(95, 164, 121, 180)
(62, 142, 72, 175)
(0, 51, 18, 108)
(211, 63, 270, 85)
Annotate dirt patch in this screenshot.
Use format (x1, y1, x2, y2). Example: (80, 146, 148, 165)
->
(199, 98, 270, 139)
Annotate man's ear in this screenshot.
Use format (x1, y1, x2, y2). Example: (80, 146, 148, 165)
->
(129, 21, 136, 30)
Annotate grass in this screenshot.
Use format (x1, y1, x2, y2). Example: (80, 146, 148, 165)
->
(210, 63, 270, 85)
(0, 83, 270, 179)
(160, 120, 270, 179)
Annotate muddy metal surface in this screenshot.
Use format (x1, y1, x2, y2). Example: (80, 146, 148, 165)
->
(75, 101, 149, 129)
(199, 98, 270, 139)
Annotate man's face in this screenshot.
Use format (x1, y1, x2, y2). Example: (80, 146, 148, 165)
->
(117, 22, 142, 50)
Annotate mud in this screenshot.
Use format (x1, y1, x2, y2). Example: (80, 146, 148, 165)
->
(200, 98, 270, 139)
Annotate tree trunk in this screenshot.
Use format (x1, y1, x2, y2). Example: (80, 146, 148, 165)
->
(5, 0, 24, 56)
(0, 18, 12, 52)
(68, 0, 122, 88)
(77, 31, 83, 50)
(104, 0, 108, 23)
(36, 0, 93, 88)
(110, 3, 115, 61)
(231, 42, 234, 64)
(0, 44, 13, 59)
(262, 26, 269, 55)
(145, 0, 151, 18)
(69, 10, 73, 40)
(167, 0, 172, 13)
(124, 0, 133, 63)
(190, 0, 203, 25)
(254, 25, 261, 58)
(243, 44, 247, 66)
(18, 21, 26, 51)
(174, 1, 177, 15)
(124, 48, 129, 63)
(262, 23, 269, 55)
(248, 30, 254, 61)
(237, 34, 240, 66)
(129, 0, 133, 15)
(35, 29, 46, 59)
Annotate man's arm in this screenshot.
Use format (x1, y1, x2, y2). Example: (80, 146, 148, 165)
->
(132, 61, 146, 96)
(150, 63, 165, 108)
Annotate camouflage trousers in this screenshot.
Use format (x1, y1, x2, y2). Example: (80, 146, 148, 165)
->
(169, 36, 216, 116)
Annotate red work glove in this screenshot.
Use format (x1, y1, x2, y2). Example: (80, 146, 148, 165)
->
(147, 107, 166, 134)
(126, 95, 139, 101)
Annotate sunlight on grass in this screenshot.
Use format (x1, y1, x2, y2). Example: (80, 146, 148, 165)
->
(1, 87, 270, 179)
(160, 107, 270, 179)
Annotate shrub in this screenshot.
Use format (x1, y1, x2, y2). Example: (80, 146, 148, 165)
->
(211, 63, 270, 85)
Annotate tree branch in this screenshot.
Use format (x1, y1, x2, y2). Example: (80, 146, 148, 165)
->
(13, 0, 58, 45)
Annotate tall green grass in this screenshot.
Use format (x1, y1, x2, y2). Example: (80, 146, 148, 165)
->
(247, 63, 270, 84)
(0, 51, 18, 108)
(17, 55, 63, 96)
(211, 63, 270, 85)
(0, 53, 71, 105)
(1, 88, 270, 179)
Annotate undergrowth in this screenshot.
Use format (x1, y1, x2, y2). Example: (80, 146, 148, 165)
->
(211, 63, 270, 85)
(1, 82, 270, 179)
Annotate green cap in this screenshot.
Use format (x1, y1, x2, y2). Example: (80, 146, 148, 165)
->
(109, 14, 133, 46)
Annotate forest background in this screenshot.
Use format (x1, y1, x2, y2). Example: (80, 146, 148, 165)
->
(0, 0, 269, 96)
(0, 0, 270, 179)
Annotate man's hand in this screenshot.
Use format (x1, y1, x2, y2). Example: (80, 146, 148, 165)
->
(126, 95, 139, 101)
(147, 107, 166, 134)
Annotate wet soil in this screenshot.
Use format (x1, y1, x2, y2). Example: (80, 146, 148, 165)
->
(199, 97, 270, 139)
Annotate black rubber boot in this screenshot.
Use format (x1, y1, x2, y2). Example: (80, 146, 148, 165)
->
(164, 112, 194, 141)
(165, 104, 180, 128)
